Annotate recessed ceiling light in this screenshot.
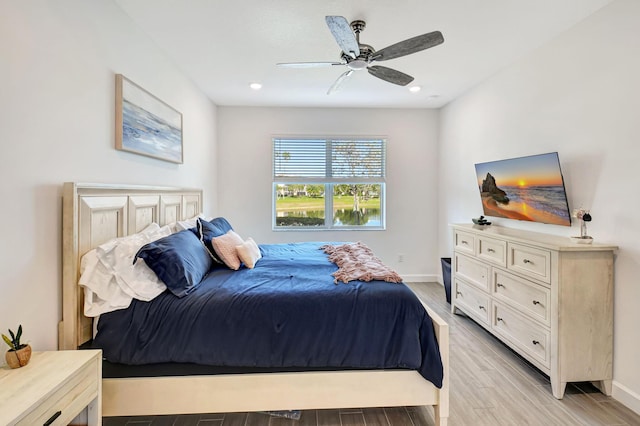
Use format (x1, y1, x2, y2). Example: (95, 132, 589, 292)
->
(249, 83, 262, 90)
(409, 86, 421, 93)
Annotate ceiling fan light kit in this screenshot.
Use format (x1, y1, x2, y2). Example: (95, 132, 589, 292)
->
(277, 15, 444, 94)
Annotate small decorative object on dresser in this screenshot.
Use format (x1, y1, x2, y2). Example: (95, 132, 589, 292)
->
(471, 215, 491, 226)
(2, 325, 31, 369)
(571, 208, 593, 244)
(451, 223, 617, 399)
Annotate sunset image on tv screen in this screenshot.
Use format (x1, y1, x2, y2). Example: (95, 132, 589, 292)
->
(474, 152, 571, 226)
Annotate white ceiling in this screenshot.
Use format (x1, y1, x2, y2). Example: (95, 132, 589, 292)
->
(114, 0, 612, 109)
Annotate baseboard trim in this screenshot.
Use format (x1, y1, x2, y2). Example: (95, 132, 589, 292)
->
(402, 274, 438, 283)
(613, 381, 640, 415)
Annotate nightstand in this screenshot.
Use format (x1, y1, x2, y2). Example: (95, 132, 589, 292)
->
(0, 350, 102, 425)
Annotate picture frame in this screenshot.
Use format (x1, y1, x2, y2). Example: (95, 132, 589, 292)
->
(115, 74, 183, 164)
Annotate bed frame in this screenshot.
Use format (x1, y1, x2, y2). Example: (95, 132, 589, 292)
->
(59, 182, 449, 425)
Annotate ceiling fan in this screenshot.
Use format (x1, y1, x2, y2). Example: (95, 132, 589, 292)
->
(277, 16, 444, 94)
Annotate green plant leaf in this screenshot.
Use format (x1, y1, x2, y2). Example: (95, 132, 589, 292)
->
(9, 329, 15, 342)
(2, 334, 14, 349)
(16, 325, 22, 343)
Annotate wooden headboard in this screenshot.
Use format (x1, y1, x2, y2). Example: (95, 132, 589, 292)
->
(59, 183, 203, 350)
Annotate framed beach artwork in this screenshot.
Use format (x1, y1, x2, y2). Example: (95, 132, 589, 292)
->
(474, 152, 572, 226)
(115, 74, 183, 164)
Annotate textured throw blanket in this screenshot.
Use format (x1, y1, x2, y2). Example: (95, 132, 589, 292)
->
(321, 242, 403, 284)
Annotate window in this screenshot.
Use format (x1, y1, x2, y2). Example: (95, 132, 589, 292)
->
(273, 137, 386, 230)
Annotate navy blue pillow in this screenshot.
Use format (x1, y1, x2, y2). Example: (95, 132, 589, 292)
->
(192, 217, 233, 264)
(134, 230, 212, 298)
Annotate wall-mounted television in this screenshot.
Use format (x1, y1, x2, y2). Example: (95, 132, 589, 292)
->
(474, 152, 571, 226)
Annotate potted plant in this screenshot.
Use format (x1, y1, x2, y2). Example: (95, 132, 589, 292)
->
(2, 325, 31, 369)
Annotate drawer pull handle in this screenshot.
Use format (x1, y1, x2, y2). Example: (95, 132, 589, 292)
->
(456, 291, 462, 296)
(496, 317, 503, 322)
(532, 340, 540, 345)
(461, 240, 469, 245)
(479, 305, 486, 310)
(44, 411, 62, 426)
(487, 248, 495, 253)
(523, 259, 533, 264)
(496, 283, 504, 288)
(532, 300, 541, 306)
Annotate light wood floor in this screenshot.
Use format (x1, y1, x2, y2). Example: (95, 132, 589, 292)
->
(103, 282, 640, 426)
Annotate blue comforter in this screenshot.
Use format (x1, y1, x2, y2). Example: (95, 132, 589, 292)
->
(93, 242, 443, 388)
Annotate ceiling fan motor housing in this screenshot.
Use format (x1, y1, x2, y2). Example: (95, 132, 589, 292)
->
(343, 44, 375, 70)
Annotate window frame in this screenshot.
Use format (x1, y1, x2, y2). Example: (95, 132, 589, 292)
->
(272, 137, 387, 231)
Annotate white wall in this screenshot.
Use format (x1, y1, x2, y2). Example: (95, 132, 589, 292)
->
(0, 0, 217, 359)
(217, 107, 440, 280)
(437, 0, 640, 412)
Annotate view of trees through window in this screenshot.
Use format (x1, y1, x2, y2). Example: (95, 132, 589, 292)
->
(274, 183, 382, 227)
(273, 137, 386, 230)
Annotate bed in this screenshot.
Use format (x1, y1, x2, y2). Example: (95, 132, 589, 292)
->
(59, 182, 449, 425)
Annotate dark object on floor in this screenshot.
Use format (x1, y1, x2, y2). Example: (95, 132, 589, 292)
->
(261, 410, 302, 420)
(441, 257, 452, 304)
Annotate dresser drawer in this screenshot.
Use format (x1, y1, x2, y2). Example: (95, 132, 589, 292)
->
(493, 302, 551, 369)
(17, 357, 99, 426)
(455, 279, 490, 325)
(455, 253, 490, 291)
(507, 242, 551, 283)
(492, 268, 550, 326)
(477, 236, 507, 267)
(454, 230, 476, 255)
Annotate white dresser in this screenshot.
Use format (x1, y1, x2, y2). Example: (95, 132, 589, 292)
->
(450, 224, 616, 399)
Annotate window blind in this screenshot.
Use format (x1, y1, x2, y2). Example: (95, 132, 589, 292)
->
(273, 138, 386, 181)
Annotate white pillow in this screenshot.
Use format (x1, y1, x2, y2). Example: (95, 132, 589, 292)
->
(79, 223, 173, 316)
(175, 214, 212, 232)
(80, 249, 133, 317)
(95, 223, 171, 301)
(236, 237, 262, 269)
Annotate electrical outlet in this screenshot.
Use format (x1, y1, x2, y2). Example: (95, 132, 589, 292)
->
(398, 253, 405, 263)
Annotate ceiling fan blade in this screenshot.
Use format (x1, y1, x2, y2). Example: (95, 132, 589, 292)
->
(327, 70, 354, 94)
(277, 62, 344, 68)
(373, 31, 444, 61)
(367, 65, 414, 86)
(325, 16, 360, 59)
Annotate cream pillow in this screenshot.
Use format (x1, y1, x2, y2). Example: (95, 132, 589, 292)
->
(236, 237, 262, 269)
(211, 230, 244, 270)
